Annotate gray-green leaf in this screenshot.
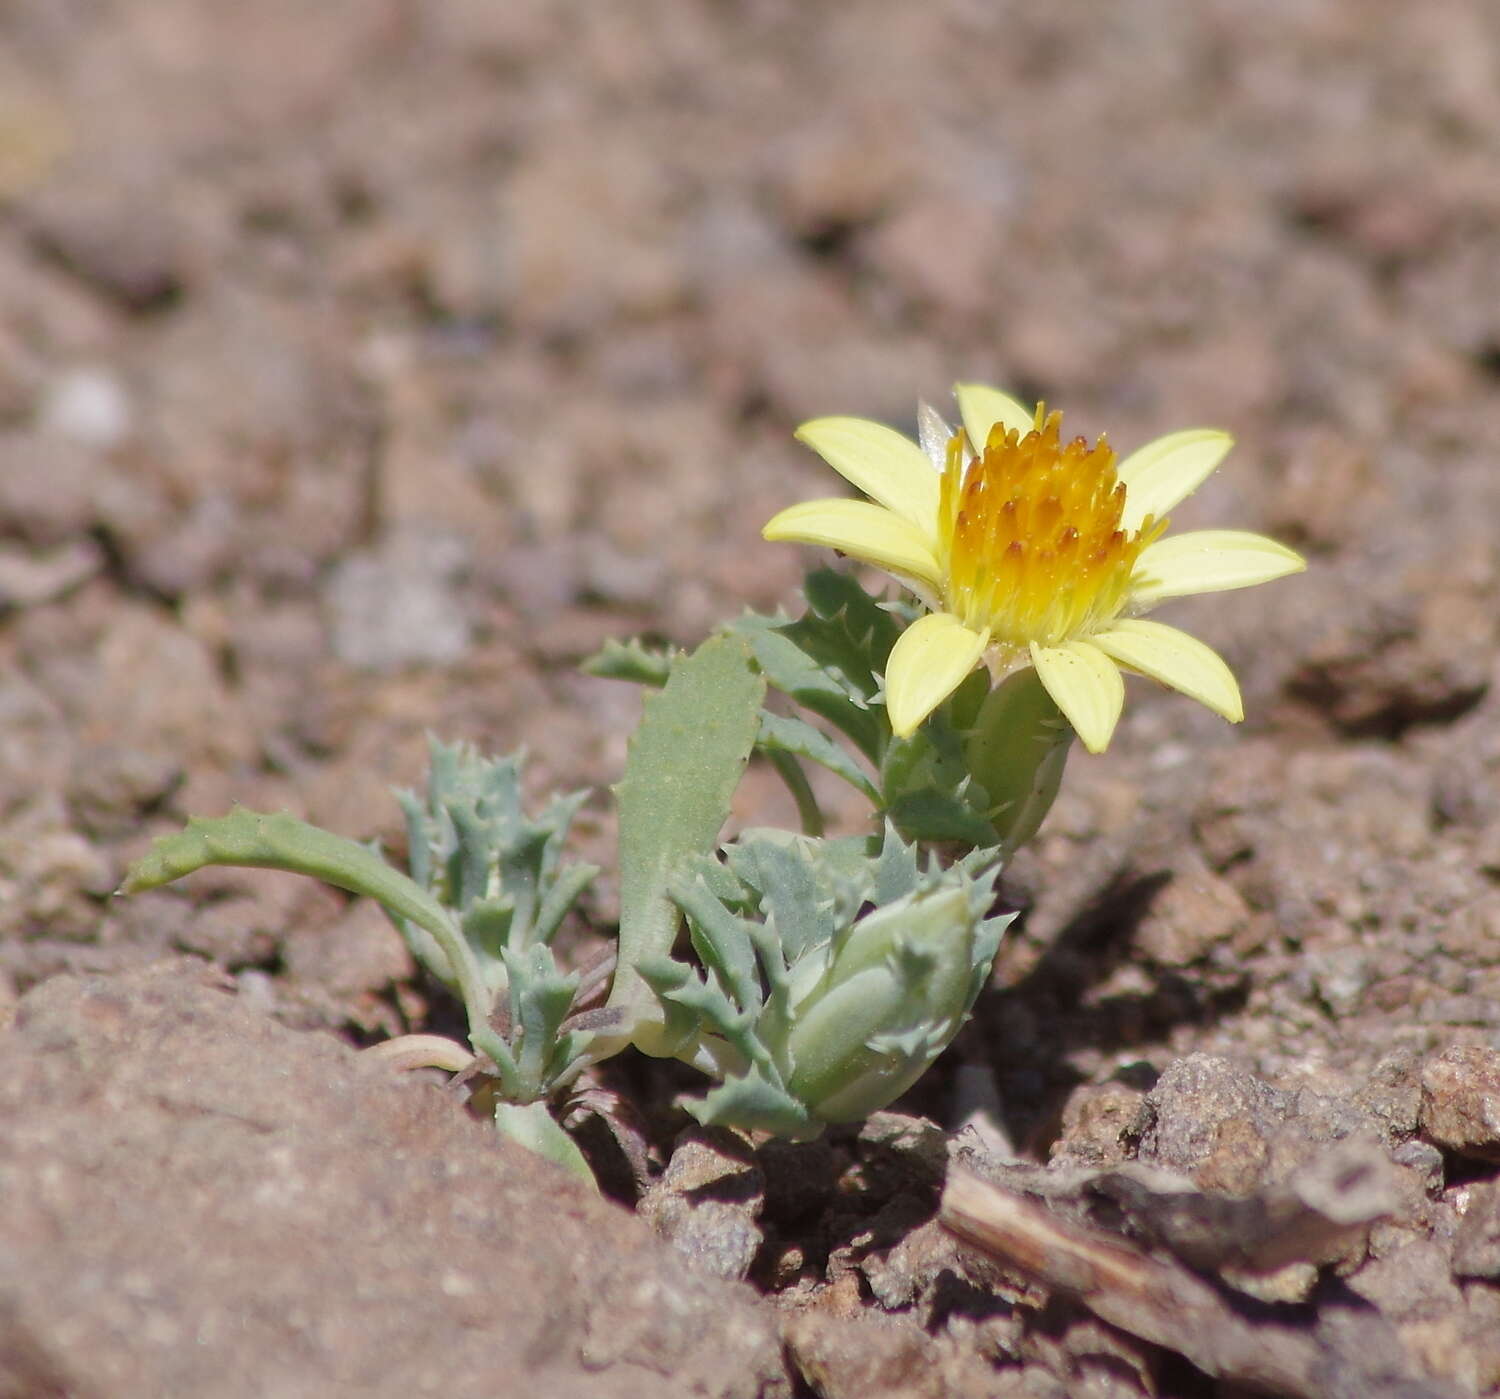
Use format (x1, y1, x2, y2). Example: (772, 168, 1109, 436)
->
(606, 632, 765, 1053)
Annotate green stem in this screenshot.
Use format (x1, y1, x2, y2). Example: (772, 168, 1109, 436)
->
(766, 750, 825, 836)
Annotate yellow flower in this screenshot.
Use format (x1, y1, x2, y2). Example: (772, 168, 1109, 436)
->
(763, 384, 1306, 753)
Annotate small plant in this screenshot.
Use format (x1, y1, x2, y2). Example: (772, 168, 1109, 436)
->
(641, 825, 1010, 1138)
(123, 384, 1303, 1187)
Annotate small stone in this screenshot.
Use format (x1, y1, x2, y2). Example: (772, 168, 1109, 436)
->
(126, 495, 241, 599)
(25, 183, 187, 312)
(38, 366, 134, 449)
(861, 196, 1000, 323)
(324, 529, 472, 672)
(759, 1136, 840, 1229)
(852, 1112, 950, 1198)
(0, 822, 115, 942)
(772, 113, 913, 239)
(0, 432, 121, 545)
(1356, 1050, 1425, 1143)
(1420, 1044, 1500, 1161)
(1223, 1260, 1319, 1305)
(281, 898, 413, 997)
(1347, 1237, 1464, 1323)
(0, 538, 103, 609)
(637, 1127, 765, 1281)
(1460, 1282, 1500, 1394)
(68, 742, 182, 837)
(1389, 1139, 1445, 1196)
(1049, 1081, 1148, 1169)
(782, 1304, 1005, 1399)
(1140, 1054, 1287, 1192)
(861, 1219, 965, 1312)
(1308, 946, 1373, 1018)
(1452, 1181, 1500, 1279)
(172, 896, 280, 970)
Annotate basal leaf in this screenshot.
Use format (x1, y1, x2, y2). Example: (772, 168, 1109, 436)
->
(605, 633, 765, 1054)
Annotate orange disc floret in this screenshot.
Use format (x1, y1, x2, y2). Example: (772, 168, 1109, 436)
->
(938, 411, 1166, 649)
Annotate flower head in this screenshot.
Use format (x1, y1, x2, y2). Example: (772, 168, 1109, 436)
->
(764, 384, 1305, 752)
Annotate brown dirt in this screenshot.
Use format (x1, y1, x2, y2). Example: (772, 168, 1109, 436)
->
(3, 1, 1500, 1394)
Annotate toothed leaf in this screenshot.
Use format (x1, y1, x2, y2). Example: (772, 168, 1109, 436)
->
(581, 636, 676, 687)
(756, 711, 880, 802)
(606, 633, 766, 1053)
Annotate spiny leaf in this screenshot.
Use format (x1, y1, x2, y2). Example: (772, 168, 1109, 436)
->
(722, 832, 837, 965)
(685, 1071, 817, 1139)
(503, 944, 581, 1095)
(882, 789, 999, 847)
(788, 567, 902, 697)
(670, 874, 764, 1014)
(730, 616, 884, 761)
(756, 711, 880, 802)
(580, 636, 676, 687)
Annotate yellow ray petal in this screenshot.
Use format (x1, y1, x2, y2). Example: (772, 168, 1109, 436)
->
(1029, 641, 1125, 754)
(1116, 429, 1234, 533)
(1130, 530, 1307, 609)
(794, 417, 940, 531)
(762, 498, 943, 589)
(1091, 618, 1243, 722)
(954, 383, 1037, 452)
(884, 612, 989, 738)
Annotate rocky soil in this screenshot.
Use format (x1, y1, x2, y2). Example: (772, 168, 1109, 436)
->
(3, 1, 1500, 1394)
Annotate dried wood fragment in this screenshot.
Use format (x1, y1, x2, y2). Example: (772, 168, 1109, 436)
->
(940, 1168, 1460, 1399)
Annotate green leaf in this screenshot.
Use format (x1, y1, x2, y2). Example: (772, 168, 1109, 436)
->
(121, 808, 520, 1091)
(757, 711, 879, 803)
(670, 873, 764, 1014)
(533, 861, 601, 948)
(123, 807, 454, 947)
(605, 633, 766, 1053)
(762, 748, 825, 836)
(870, 822, 924, 905)
(795, 567, 903, 696)
(882, 789, 999, 847)
(879, 721, 995, 846)
(641, 958, 763, 1066)
(393, 739, 596, 1014)
(685, 1070, 818, 1140)
(459, 898, 517, 994)
(745, 569, 906, 755)
(580, 637, 675, 687)
(493, 1101, 598, 1188)
(731, 617, 882, 759)
(503, 944, 582, 1096)
(722, 832, 836, 966)
(633, 956, 709, 1059)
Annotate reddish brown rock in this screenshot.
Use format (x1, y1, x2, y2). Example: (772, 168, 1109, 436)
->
(1421, 1045, 1500, 1162)
(0, 961, 787, 1399)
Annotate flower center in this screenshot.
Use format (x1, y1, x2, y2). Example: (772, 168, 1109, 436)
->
(938, 410, 1165, 649)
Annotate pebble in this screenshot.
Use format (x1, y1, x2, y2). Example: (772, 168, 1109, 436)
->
(38, 366, 133, 449)
(637, 1128, 765, 1282)
(1139, 1053, 1288, 1190)
(324, 531, 472, 672)
(1420, 1045, 1500, 1162)
(1452, 1181, 1500, 1280)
